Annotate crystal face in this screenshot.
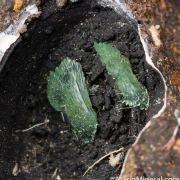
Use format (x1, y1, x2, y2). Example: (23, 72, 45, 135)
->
(94, 42, 149, 110)
(47, 58, 97, 144)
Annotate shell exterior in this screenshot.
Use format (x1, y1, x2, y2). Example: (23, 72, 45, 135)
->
(94, 42, 149, 110)
(47, 58, 97, 144)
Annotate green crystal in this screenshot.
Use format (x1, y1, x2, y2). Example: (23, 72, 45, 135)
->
(47, 58, 97, 144)
(94, 42, 149, 110)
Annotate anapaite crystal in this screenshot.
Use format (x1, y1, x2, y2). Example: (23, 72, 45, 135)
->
(94, 42, 149, 110)
(47, 58, 97, 144)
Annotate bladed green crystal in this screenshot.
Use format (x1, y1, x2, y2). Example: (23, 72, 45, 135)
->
(47, 58, 97, 144)
(94, 42, 149, 110)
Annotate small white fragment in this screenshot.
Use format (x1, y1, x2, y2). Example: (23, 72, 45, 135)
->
(56, 175, 62, 180)
(12, 163, 19, 176)
(109, 152, 123, 167)
(26, 4, 39, 14)
(174, 109, 180, 125)
(149, 25, 162, 47)
(52, 168, 58, 178)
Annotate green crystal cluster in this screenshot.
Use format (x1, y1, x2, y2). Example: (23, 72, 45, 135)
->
(47, 58, 97, 144)
(47, 43, 149, 144)
(94, 42, 149, 110)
